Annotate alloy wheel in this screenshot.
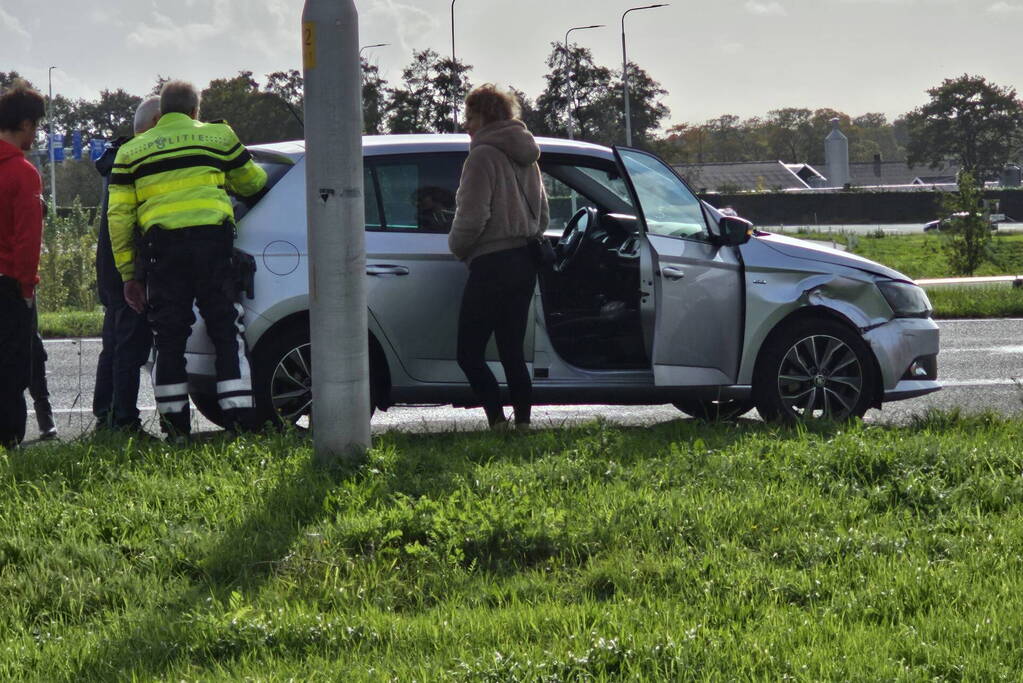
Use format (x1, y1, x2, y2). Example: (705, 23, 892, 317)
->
(270, 342, 312, 424)
(776, 334, 863, 420)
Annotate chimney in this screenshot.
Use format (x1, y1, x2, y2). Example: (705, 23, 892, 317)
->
(825, 118, 850, 188)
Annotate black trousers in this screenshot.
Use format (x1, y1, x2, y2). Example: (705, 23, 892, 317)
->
(28, 306, 54, 432)
(93, 295, 152, 428)
(456, 246, 537, 425)
(145, 227, 251, 434)
(0, 277, 31, 447)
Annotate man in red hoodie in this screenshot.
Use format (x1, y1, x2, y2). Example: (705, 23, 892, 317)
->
(0, 82, 45, 448)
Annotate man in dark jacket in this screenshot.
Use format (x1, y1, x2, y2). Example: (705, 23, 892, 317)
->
(0, 82, 45, 448)
(92, 96, 160, 432)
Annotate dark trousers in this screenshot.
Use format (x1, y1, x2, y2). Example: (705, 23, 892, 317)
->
(146, 228, 251, 435)
(456, 246, 537, 425)
(93, 296, 152, 428)
(0, 277, 31, 447)
(28, 307, 54, 432)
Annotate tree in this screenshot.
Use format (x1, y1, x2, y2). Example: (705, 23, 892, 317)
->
(360, 60, 388, 135)
(386, 49, 471, 134)
(939, 172, 993, 276)
(764, 107, 814, 161)
(613, 61, 671, 147)
(905, 74, 1023, 179)
(534, 43, 614, 141)
(77, 89, 142, 140)
(200, 71, 301, 144)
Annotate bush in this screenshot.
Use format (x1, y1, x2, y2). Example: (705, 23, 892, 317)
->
(37, 199, 99, 313)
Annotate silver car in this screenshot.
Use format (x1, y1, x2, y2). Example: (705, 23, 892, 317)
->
(183, 134, 940, 425)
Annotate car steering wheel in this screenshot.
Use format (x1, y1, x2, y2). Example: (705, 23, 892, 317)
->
(555, 206, 599, 273)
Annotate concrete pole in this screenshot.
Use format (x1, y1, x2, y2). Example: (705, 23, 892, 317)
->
(302, 0, 370, 466)
(450, 0, 458, 132)
(47, 66, 57, 215)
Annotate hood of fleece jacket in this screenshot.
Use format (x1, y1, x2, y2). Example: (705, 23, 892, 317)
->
(0, 139, 25, 164)
(470, 119, 540, 167)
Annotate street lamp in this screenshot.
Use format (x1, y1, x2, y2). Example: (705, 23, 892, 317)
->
(359, 42, 389, 55)
(563, 24, 604, 141)
(450, 0, 459, 132)
(621, 4, 667, 146)
(47, 65, 57, 215)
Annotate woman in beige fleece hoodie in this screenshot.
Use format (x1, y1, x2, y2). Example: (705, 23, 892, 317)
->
(449, 84, 550, 430)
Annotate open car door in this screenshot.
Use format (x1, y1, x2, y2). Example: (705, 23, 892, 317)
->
(612, 146, 744, 386)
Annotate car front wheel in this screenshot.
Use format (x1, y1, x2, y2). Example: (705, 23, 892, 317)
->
(753, 318, 876, 423)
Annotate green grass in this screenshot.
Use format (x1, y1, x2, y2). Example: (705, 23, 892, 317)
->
(925, 285, 1023, 318)
(4, 414, 1023, 679)
(38, 309, 103, 338)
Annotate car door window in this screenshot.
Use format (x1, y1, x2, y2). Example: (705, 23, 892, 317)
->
(366, 154, 463, 233)
(617, 148, 709, 241)
(540, 159, 634, 232)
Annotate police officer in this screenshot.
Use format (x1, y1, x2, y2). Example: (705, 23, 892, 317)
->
(93, 96, 160, 433)
(107, 81, 267, 440)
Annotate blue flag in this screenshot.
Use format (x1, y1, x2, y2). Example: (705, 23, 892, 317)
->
(72, 131, 82, 161)
(89, 138, 106, 162)
(49, 133, 64, 163)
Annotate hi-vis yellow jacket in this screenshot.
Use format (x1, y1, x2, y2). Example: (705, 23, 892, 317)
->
(107, 112, 267, 281)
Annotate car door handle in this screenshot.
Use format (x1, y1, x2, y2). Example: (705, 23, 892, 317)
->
(660, 266, 686, 281)
(366, 264, 410, 276)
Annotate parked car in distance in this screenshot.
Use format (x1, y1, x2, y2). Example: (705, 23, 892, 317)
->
(923, 212, 1005, 232)
(184, 134, 941, 427)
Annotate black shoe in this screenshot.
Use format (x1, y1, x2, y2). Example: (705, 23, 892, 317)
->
(38, 426, 58, 440)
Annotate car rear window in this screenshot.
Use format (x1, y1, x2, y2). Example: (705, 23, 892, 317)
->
(231, 151, 294, 222)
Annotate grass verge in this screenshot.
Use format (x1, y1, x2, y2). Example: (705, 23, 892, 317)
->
(3, 413, 1023, 679)
(925, 284, 1023, 318)
(38, 309, 103, 339)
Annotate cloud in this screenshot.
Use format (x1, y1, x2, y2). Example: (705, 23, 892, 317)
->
(363, 0, 439, 52)
(720, 42, 745, 55)
(0, 7, 31, 45)
(987, 1, 1023, 12)
(744, 1, 787, 16)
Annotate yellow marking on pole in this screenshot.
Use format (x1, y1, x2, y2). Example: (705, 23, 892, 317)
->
(303, 22, 317, 69)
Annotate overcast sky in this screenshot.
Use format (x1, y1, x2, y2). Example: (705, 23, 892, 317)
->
(2, 0, 1022, 127)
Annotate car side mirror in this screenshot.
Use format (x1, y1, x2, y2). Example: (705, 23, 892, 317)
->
(716, 215, 753, 246)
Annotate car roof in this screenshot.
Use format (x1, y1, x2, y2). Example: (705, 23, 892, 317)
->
(248, 133, 615, 163)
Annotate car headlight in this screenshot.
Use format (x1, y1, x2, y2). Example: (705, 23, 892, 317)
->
(877, 280, 932, 318)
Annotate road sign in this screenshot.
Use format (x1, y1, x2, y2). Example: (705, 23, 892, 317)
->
(49, 133, 64, 162)
(89, 138, 106, 162)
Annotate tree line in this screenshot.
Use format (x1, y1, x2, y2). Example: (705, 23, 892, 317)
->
(4, 56, 1023, 184)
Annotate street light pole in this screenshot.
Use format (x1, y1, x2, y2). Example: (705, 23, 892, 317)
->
(359, 42, 389, 56)
(621, 4, 667, 146)
(563, 24, 603, 141)
(47, 66, 57, 215)
(450, 0, 459, 132)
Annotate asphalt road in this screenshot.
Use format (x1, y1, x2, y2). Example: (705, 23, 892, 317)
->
(22, 318, 1023, 444)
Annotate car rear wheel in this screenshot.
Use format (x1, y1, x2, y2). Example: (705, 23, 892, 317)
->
(673, 398, 753, 421)
(753, 318, 876, 423)
(250, 325, 378, 430)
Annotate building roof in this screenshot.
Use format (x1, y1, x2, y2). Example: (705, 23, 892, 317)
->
(846, 160, 961, 188)
(673, 160, 810, 193)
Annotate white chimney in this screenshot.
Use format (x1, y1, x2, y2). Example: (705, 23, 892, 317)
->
(825, 118, 850, 188)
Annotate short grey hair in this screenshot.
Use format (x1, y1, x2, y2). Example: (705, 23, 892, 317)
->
(159, 80, 200, 117)
(133, 96, 161, 134)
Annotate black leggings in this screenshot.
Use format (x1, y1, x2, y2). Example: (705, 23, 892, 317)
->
(456, 246, 537, 425)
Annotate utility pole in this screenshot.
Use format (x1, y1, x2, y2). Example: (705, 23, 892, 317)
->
(302, 0, 370, 466)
